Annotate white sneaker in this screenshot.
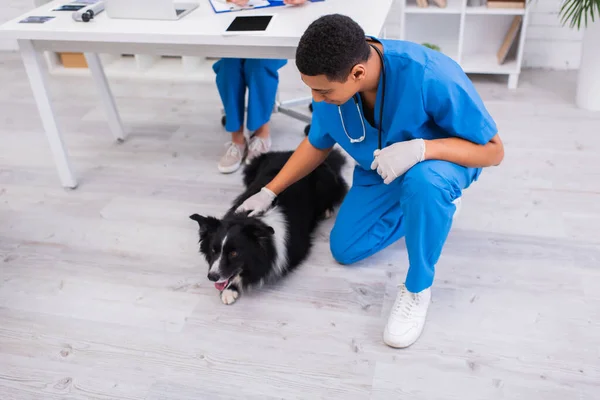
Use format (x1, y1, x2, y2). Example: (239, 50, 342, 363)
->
(246, 135, 271, 164)
(383, 284, 431, 348)
(218, 141, 247, 174)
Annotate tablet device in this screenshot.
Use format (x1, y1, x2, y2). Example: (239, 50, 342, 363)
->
(225, 15, 273, 34)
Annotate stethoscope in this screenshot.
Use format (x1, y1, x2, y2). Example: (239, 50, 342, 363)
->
(338, 42, 386, 150)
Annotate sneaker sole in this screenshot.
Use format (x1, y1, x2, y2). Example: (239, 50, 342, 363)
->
(383, 325, 425, 349)
(218, 161, 242, 174)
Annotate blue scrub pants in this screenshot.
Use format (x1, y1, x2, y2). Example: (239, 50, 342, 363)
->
(213, 58, 287, 133)
(330, 160, 478, 293)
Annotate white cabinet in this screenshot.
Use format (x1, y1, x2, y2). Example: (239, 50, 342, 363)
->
(397, 0, 529, 88)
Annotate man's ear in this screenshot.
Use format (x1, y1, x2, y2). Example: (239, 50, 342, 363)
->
(242, 222, 274, 240)
(351, 64, 367, 83)
(189, 214, 220, 235)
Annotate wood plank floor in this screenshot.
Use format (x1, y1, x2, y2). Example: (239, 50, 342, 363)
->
(1, 51, 599, 399)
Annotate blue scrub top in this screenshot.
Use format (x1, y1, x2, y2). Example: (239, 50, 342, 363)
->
(308, 37, 498, 185)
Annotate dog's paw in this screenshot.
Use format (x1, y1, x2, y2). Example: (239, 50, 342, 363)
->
(220, 288, 239, 305)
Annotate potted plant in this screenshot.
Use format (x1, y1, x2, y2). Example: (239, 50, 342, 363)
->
(559, 0, 600, 110)
(421, 42, 441, 51)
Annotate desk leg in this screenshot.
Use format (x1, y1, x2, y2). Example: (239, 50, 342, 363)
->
(18, 39, 77, 189)
(84, 53, 126, 142)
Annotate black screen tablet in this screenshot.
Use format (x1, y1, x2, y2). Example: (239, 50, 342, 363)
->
(226, 15, 273, 32)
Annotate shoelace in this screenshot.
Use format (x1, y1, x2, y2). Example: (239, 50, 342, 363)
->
(391, 284, 421, 319)
(249, 137, 269, 153)
(224, 141, 244, 158)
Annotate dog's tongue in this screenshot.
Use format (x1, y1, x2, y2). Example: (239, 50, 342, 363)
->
(215, 279, 229, 291)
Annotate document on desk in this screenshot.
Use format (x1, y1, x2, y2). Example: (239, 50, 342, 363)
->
(209, 0, 272, 13)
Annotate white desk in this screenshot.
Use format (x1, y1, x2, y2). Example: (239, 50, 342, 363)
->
(0, 0, 393, 188)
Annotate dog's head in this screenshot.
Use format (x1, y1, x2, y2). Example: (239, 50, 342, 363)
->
(189, 212, 274, 290)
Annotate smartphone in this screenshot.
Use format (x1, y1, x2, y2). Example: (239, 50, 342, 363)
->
(225, 15, 274, 34)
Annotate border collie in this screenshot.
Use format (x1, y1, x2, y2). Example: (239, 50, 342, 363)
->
(189, 147, 348, 305)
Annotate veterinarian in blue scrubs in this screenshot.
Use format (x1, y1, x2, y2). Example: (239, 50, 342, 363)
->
(213, 0, 308, 174)
(237, 15, 504, 348)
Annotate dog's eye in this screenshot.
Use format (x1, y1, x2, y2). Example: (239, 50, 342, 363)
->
(229, 251, 238, 259)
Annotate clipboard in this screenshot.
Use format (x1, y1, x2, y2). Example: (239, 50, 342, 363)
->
(209, 0, 323, 14)
(210, 0, 283, 13)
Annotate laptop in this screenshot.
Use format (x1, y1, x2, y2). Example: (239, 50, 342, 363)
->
(105, 0, 199, 20)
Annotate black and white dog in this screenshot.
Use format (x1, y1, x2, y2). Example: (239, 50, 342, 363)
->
(189, 147, 348, 305)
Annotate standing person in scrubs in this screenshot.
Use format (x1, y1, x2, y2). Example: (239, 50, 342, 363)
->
(237, 14, 504, 348)
(214, 0, 308, 173)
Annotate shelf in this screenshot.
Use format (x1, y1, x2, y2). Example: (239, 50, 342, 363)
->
(405, 0, 463, 14)
(404, 13, 461, 63)
(47, 54, 217, 82)
(466, 5, 525, 15)
(461, 53, 518, 74)
(399, 0, 528, 88)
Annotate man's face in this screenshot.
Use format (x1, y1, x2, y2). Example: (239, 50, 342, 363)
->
(301, 68, 363, 106)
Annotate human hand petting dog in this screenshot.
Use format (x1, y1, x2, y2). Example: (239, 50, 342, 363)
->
(370, 139, 426, 184)
(236, 187, 276, 216)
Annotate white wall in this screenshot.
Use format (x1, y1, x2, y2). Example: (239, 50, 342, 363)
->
(521, 0, 584, 69)
(0, 0, 585, 70)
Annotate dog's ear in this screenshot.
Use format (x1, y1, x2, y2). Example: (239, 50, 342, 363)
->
(189, 214, 220, 235)
(242, 222, 274, 240)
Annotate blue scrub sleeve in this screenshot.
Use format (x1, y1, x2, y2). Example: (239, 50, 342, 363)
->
(307, 103, 336, 150)
(421, 59, 498, 145)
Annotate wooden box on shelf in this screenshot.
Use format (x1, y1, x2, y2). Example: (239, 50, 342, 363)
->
(58, 52, 88, 68)
(486, 0, 525, 8)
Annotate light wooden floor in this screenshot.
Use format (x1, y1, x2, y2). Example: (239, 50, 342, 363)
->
(1, 51, 599, 400)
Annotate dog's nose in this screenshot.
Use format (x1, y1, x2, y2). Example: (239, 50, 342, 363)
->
(207, 271, 219, 282)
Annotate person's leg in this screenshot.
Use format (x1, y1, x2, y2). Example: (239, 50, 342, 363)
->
(330, 162, 475, 348)
(329, 178, 406, 266)
(383, 160, 476, 348)
(243, 59, 287, 163)
(213, 58, 247, 173)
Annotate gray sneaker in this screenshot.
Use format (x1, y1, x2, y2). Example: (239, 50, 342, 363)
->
(246, 135, 272, 164)
(218, 141, 247, 174)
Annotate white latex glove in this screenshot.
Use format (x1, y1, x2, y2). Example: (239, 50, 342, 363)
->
(370, 139, 426, 184)
(236, 187, 277, 216)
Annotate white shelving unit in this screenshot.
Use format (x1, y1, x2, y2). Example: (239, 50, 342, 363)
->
(398, 0, 529, 88)
(43, 51, 218, 82)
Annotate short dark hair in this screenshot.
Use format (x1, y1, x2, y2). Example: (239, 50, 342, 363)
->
(295, 14, 371, 82)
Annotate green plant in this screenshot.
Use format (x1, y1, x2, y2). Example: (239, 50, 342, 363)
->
(421, 42, 441, 51)
(558, 0, 600, 29)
